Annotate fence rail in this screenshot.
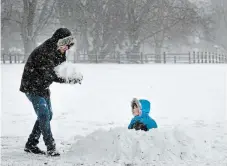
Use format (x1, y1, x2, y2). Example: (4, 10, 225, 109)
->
(68, 51, 227, 64)
(1, 51, 227, 64)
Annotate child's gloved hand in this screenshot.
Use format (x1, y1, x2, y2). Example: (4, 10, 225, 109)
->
(132, 121, 148, 131)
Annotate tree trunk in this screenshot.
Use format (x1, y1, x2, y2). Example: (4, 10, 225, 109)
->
(154, 45, 162, 63)
(22, 36, 36, 63)
(21, 0, 37, 62)
(154, 33, 164, 63)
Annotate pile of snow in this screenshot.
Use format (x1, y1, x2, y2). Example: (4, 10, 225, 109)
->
(54, 62, 83, 83)
(1, 125, 227, 166)
(65, 126, 227, 165)
(1, 64, 226, 166)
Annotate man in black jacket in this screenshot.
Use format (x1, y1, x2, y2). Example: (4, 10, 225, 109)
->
(20, 28, 82, 156)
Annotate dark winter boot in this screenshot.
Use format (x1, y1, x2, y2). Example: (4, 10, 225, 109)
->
(24, 143, 46, 155)
(47, 146, 60, 157)
(24, 120, 45, 154)
(26, 120, 41, 143)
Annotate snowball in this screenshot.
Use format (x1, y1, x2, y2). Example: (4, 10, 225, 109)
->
(54, 62, 83, 83)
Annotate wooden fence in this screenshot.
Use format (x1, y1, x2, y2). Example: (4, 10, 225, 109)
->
(1, 51, 227, 64)
(68, 51, 227, 64)
(1, 53, 24, 64)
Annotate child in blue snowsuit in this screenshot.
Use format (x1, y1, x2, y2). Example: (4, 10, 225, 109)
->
(128, 98, 157, 131)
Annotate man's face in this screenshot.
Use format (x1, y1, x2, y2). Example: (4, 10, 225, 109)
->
(59, 45, 69, 54)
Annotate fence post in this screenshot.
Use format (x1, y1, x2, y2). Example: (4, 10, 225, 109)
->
(188, 52, 191, 64)
(163, 52, 166, 64)
(197, 52, 200, 63)
(201, 52, 204, 63)
(14, 55, 17, 63)
(205, 52, 207, 63)
(96, 53, 98, 63)
(208, 52, 211, 63)
(212, 52, 215, 63)
(145, 54, 148, 63)
(193, 51, 195, 63)
(3, 54, 5, 64)
(140, 52, 143, 64)
(215, 52, 218, 63)
(118, 52, 121, 64)
(174, 55, 176, 63)
(218, 54, 221, 63)
(9, 55, 12, 64)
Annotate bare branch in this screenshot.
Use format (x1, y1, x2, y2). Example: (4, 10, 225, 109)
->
(33, 0, 57, 37)
(1, 18, 22, 25)
(140, 15, 186, 43)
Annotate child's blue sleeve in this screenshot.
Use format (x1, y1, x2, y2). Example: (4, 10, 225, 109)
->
(128, 120, 133, 129)
(128, 118, 135, 129)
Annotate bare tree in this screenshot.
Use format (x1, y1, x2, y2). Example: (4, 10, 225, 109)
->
(138, 0, 210, 62)
(56, 0, 127, 61)
(206, 0, 227, 51)
(1, 0, 22, 56)
(56, 0, 90, 59)
(55, 0, 214, 63)
(1, 0, 13, 32)
(4, 0, 57, 62)
(1, 0, 13, 54)
(21, 0, 57, 61)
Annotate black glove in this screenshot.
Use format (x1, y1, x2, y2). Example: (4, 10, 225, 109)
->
(69, 76, 83, 84)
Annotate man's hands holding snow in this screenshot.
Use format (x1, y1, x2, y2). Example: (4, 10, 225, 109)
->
(68, 72, 83, 84)
(54, 62, 83, 85)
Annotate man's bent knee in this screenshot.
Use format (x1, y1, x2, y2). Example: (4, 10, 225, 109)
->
(37, 103, 51, 121)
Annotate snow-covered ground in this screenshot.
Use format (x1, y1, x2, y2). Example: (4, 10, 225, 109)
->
(1, 64, 227, 166)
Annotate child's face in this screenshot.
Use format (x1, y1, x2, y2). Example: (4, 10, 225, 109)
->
(132, 106, 140, 116)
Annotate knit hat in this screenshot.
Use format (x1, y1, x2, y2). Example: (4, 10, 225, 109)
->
(57, 35, 74, 48)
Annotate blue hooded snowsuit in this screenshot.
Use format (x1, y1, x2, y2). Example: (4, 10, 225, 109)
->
(128, 99, 157, 131)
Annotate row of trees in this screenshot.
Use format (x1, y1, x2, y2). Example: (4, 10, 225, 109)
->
(56, 0, 211, 62)
(1, 0, 227, 62)
(1, 0, 56, 61)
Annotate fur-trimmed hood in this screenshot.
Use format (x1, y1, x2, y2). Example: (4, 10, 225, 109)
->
(52, 28, 72, 42)
(131, 98, 141, 110)
(57, 36, 74, 48)
(42, 28, 73, 52)
(131, 98, 151, 115)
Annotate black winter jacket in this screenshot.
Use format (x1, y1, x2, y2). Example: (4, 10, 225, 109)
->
(20, 28, 72, 97)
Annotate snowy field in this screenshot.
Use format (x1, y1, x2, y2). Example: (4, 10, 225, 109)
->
(1, 63, 227, 166)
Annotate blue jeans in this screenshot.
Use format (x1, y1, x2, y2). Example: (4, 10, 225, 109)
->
(26, 93, 55, 150)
